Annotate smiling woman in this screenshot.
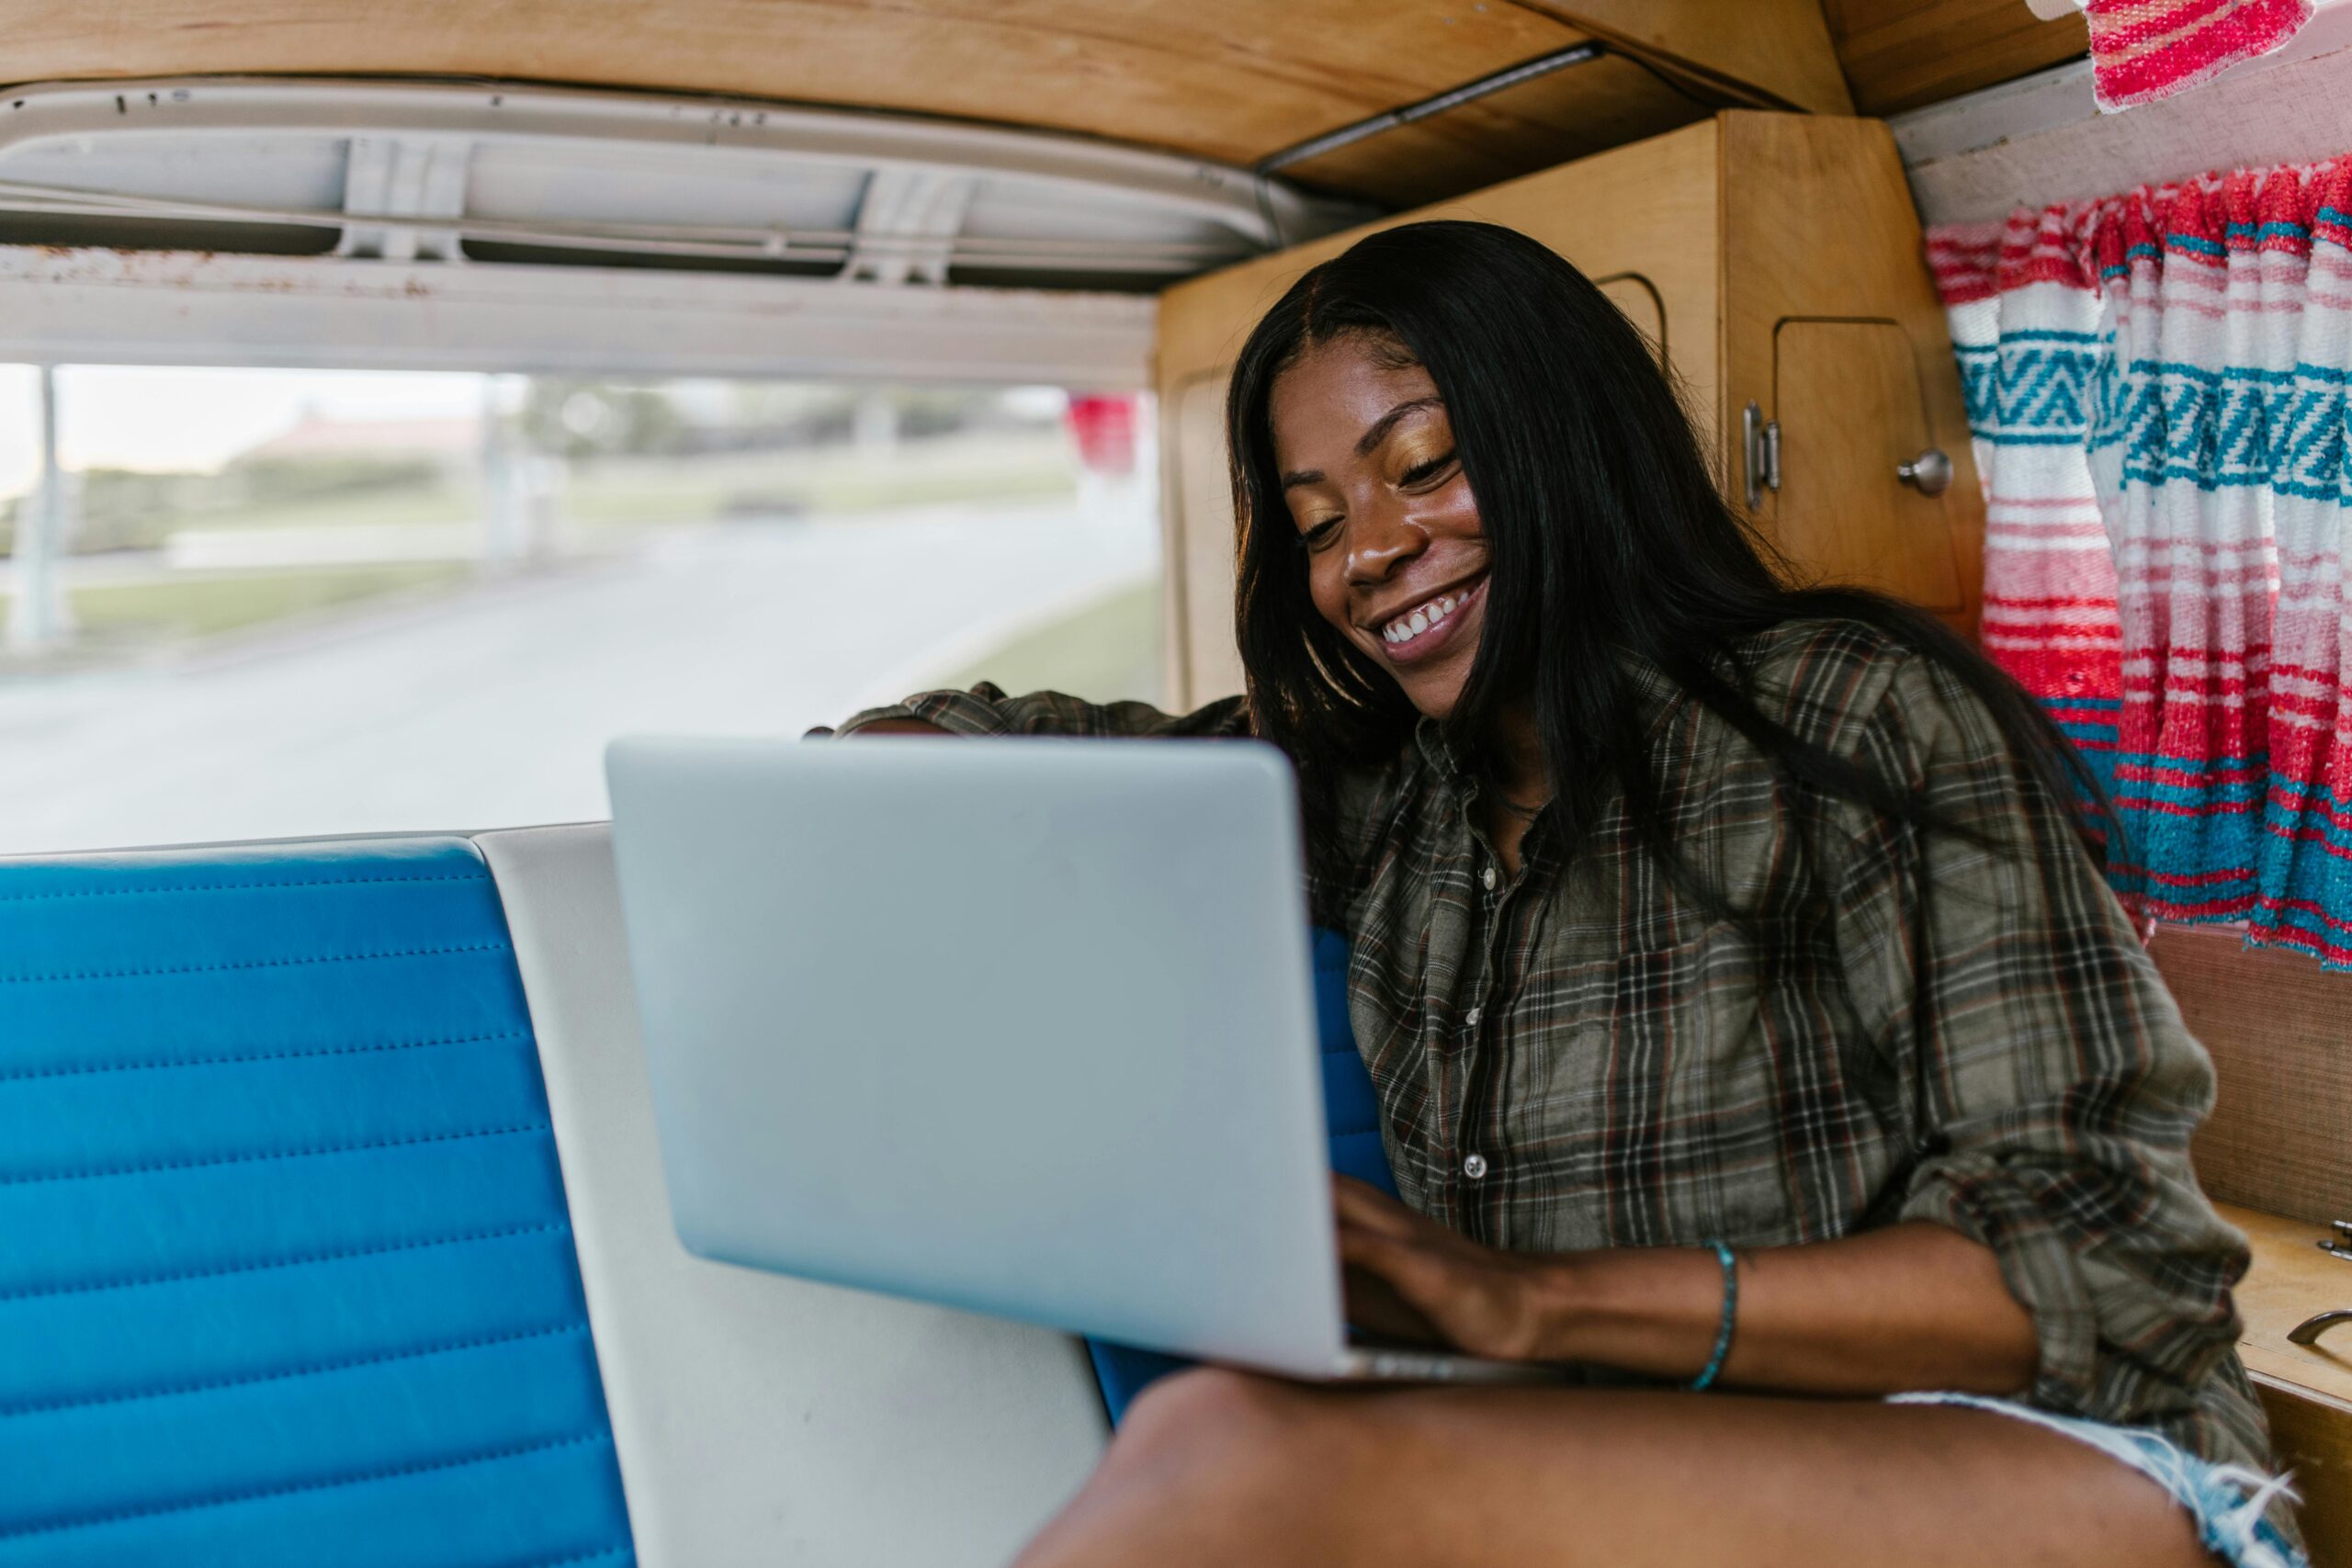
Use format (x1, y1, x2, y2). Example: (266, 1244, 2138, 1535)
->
(838, 220, 2305, 1568)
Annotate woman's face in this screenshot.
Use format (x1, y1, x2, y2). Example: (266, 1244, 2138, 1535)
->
(1269, 333, 1489, 722)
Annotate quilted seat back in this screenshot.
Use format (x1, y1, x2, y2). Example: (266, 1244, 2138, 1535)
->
(0, 837, 633, 1568)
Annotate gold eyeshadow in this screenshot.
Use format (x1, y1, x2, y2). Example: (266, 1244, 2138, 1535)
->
(1385, 416, 1453, 477)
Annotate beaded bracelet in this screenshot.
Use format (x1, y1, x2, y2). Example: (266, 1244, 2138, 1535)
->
(1690, 1239, 1738, 1392)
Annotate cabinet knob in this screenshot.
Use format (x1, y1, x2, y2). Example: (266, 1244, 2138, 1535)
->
(1897, 449, 1953, 496)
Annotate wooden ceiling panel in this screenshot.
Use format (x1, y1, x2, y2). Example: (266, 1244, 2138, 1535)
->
(0, 2, 1860, 207)
(1511, 0, 1853, 113)
(1280, 55, 1710, 209)
(1824, 0, 2089, 117)
(0, 0, 1591, 173)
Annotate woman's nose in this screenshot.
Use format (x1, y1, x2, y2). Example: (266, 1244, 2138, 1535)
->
(1343, 504, 1426, 584)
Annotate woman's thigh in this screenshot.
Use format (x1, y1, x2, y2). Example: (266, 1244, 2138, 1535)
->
(1014, 1370, 2211, 1568)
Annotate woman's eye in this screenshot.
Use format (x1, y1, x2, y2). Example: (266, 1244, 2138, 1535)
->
(1300, 518, 1343, 551)
(1399, 450, 1457, 488)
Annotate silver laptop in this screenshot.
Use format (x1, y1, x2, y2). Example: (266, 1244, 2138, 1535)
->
(605, 733, 1549, 1384)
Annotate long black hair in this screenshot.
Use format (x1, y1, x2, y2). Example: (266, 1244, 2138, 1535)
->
(1227, 220, 2112, 901)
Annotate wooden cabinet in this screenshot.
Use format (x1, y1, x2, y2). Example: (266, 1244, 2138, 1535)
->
(1773, 319, 1968, 615)
(1152, 111, 1984, 707)
(2214, 1204, 2352, 1568)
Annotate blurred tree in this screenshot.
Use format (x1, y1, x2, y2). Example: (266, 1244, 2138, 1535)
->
(520, 380, 685, 460)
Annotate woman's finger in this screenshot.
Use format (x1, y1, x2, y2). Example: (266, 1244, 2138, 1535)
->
(1340, 1262, 1446, 1347)
(1332, 1175, 1439, 1241)
(1336, 1224, 1461, 1317)
(1337, 1224, 1456, 1345)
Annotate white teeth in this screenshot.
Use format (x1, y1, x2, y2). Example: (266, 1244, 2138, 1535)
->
(1380, 588, 1471, 649)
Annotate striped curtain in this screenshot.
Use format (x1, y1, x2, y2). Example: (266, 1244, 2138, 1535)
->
(1929, 161, 2352, 969)
(2077, 0, 2312, 112)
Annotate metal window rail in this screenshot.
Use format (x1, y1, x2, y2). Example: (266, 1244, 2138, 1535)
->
(0, 178, 1250, 273)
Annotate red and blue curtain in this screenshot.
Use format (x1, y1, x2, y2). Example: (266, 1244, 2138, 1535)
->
(1930, 161, 2352, 968)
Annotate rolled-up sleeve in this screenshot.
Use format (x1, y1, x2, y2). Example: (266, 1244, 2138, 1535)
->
(1828, 653, 2247, 1424)
(820, 683, 1251, 740)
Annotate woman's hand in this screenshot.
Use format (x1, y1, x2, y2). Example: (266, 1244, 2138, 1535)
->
(1334, 1175, 1572, 1363)
(1339, 1183, 2041, 1393)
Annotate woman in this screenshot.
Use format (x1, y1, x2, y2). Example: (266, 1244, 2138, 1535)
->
(837, 221, 2301, 1567)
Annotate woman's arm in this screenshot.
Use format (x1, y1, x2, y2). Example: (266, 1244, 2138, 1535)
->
(1336, 1179, 2037, 1395)
(1831, 654, 2245, 1422)
(1343, 650, 2244, 1409)
(844, 717, 951, 736)
(821, 682, 1250, 740)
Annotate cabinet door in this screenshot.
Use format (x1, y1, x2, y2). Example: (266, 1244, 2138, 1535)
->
(1595, 273, 1666, 366)
(1769, 317, 1967, 617)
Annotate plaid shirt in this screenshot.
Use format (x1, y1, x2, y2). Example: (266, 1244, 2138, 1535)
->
(836, 616, 2283, 1529)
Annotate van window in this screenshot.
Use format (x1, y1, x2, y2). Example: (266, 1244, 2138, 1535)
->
(0, 365, 1159, 852)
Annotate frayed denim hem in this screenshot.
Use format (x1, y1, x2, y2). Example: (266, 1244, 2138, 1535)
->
(1888, 1392, 2307, 1568)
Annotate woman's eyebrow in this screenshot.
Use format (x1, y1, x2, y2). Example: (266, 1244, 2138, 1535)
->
(1354, 396, 1443, 457)
(1280, 395, 1445, 490)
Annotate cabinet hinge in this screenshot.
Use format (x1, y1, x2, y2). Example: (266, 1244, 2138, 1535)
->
(1742, 400, 1780, 510)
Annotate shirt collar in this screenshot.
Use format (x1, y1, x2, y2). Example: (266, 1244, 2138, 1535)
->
(1412, 715, 1465, 782)
(1620, 651, 1686, 739)
(1408, 651, 1683, 780)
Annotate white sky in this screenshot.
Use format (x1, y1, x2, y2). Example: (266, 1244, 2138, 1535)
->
(0, 366, 488, 500)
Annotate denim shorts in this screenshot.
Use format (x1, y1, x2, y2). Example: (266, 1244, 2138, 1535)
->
(1889, 1393, 2307, 1568)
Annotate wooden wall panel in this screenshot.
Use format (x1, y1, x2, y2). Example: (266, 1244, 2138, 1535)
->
(2258, 1378, 2352, 1568)
(1823, 0, 2089, 117)
(2156, 924, 2352, 1227)
(2255, 1376, 2352, 1568)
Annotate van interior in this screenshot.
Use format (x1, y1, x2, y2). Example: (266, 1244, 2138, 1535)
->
(0, 4, 2346, 1564)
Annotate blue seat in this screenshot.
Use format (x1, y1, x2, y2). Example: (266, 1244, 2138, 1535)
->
(0, 829, 1391, 1552)
(1086, 927, 1396, 1423)
(0, 838, 633, 1568)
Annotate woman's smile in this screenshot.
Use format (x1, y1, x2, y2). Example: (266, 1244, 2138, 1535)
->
(1366, 572, 1486, 665)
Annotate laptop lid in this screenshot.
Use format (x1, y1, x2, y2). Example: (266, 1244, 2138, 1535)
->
(605, 734, 1348, 1375)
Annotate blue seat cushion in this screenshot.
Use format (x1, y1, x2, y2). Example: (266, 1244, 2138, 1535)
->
(1087, 928, 1395, 1423)
(0, 838, 634, 1568)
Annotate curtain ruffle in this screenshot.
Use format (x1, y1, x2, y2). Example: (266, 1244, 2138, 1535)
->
(2081, 0, 2313, 112)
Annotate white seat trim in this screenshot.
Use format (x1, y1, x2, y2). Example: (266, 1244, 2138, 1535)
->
(477, 822, 1106, 1568)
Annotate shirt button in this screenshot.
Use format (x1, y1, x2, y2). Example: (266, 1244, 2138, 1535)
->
(1464, 1006, 1483, 1029)
(1480, 864, 1498, 891)
(1463, 1152, 1489, 1180)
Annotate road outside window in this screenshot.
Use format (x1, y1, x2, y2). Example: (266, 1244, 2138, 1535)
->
(0, 367, 1160, 853)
